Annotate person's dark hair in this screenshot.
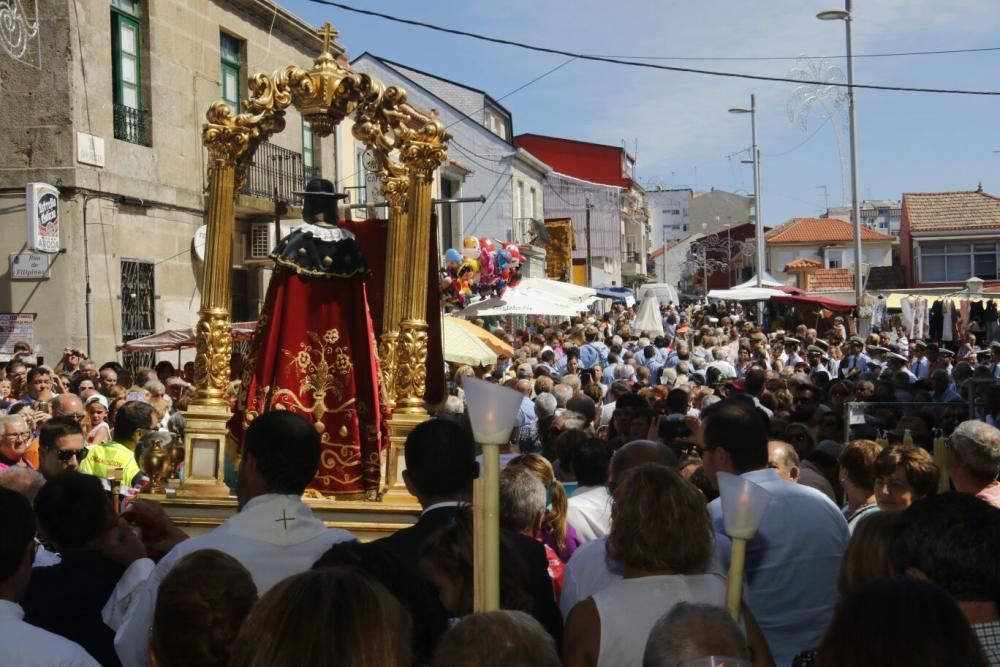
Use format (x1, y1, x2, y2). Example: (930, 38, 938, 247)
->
(151, 550, 258, 667)
(404, 418, 477, 500)
(665, 389, 689, 413)
(816, 577, 988, 667)
(114, 400, 155, 443)
(33, 471, 108, 550)
(701, 398, 769, 473)
(0, 486, 35, 581)
(25, 366, 50, 384)
(615, 392, 647, 412)
(890, 492, 1000, 603)
(313, 540, 447, 665)
(564, 347, 580, 361)
(242, 411, 321, 495)
(572, 438, 612, 487)
(432, 610, 560, 667)
(744, 368, 766, 397)
(567, 395, 597, 425)
(229, 567, 413, 667)
(540, 350, 555, 364)
(38, 416, 84, 451)
(99, 361, 124, 374)
(838, 511, 899, 597)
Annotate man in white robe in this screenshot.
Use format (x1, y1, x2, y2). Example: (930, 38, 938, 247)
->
(107, 411, 355, 667)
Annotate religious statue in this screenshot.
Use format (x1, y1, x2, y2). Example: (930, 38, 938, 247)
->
(234, 179, 390, 499)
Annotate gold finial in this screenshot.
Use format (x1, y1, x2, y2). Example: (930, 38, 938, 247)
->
(318, 22, 339, 55)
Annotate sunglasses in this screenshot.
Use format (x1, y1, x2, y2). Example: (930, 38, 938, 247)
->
(55, 448, 88, 462)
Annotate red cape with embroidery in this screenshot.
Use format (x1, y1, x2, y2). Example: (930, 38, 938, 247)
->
(233, 222, 389, 497)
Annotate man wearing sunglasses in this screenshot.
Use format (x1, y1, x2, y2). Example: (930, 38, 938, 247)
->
(38, 417, 88, 478)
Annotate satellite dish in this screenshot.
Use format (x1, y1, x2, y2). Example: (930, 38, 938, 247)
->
(192, 225, 207, 263)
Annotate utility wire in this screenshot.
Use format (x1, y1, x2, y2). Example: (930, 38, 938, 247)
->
(590, 46, 1000, 62)
(309, 0, 1000, 95)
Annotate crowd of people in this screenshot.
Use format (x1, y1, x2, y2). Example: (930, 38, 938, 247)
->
(1, 293, 1000, 666)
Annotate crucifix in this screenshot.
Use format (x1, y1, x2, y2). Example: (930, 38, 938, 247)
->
(275, 509, 296, 529)
(318, 22, 339, 55)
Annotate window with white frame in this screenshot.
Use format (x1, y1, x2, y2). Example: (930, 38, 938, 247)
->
(528, 188, 537, 220)
(920, 241, 1000, 282)
(826, 249, 844, 269)
(514, 181, 524, 219)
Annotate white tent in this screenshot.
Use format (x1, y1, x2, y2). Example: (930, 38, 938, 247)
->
(632, 290, 665, 335)
(732, 273, 785, 289)
(707, 287, 786, 301)
(515, 277, 596, 303)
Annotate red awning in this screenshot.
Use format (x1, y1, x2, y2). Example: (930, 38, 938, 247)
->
(771, 294, 854, 312)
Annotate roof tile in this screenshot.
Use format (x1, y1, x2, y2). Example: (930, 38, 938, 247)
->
(785, 257, 822, 271)
(806, 268, 855, 292)
(766, 218, 894, 244)
(903, 189, 1000, 233)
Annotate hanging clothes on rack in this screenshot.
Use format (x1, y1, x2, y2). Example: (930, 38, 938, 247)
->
(913, 297, 928, 341)
(970, 299, 987, 334)
(870, 295, 888, 334)
(942, 299, 954, 343)
(929, 300, 943, 340)
(901, 297, 916, 339)
(958, 298, 971, 342)
(986, 300, 999, 342)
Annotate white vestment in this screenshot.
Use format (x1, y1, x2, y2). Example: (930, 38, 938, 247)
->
(107, 494, 355, 667)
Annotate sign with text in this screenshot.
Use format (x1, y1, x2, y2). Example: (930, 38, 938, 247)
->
(9, 252, 51, 280)
(0, 313, 35, 363)
(26, 182, 60, 253)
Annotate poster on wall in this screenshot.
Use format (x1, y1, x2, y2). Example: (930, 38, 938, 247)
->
(0, 313, 35, 363)
(26, 182, 60, 253)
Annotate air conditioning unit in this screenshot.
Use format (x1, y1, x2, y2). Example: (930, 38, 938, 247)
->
(249, 223, 274, 260)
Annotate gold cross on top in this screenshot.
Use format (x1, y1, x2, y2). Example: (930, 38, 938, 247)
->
(318, 22, 339, 55)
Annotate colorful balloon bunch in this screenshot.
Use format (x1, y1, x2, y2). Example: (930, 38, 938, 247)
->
(440, 235, 524, 307)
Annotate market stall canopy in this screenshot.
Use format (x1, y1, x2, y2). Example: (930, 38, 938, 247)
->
(117, 322, 257, 352)
(455, 288, 588, 317)
(881, 292, 1000, 310)
(632, 290, 664, 336)
(732, 273, 785, 289)
(771, 294, 854, 312)
(516, 277, 596, 302)
(595, 286, 636, 307)
(442, 316, 513, 366)
(707, 287, 787, 302)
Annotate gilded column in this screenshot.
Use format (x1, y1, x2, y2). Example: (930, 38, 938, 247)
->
(178, 102, 253, 497)
(377, 176, 410, 411)
(394, 137, 446, 414)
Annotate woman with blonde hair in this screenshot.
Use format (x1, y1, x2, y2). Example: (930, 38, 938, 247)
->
(507, 453, 580, 563)
(228, 567, 412, 667)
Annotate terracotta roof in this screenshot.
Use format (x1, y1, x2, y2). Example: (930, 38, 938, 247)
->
(649, 237, 687, 260)
(784, 257, 822, 271)
(766, 218, 894, 244)
(806, 268, 855, 292)
(903, 189, 1000, 233)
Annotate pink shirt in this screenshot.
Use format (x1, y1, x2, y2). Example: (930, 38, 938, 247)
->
(977, 484, 1000, 510)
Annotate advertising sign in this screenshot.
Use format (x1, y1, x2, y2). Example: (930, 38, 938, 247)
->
(0, 313, 35, 363)
(26, 182, 60, 253)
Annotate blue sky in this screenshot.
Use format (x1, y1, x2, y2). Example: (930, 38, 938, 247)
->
(286, 0, 1000, 226)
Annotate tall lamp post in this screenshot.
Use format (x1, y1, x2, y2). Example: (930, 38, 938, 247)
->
(730, 95, 764, 323)
(818, 2, 863, 328)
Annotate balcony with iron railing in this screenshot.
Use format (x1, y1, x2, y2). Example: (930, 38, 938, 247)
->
(113, 104, 151, 147)
(239, 140, 321, 207)
(513, 217, 542, 245)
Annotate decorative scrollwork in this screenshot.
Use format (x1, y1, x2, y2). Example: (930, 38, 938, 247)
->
(377, 332, 399, 409)
(194, 308, 233, 404)
(0, 0, 38, 65)
(394, 320, 428, 412)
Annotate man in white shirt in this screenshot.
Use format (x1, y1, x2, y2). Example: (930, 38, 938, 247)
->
(700, 398, 849, 667)
(565, 439, 613, 542)
(0, 486, 100, 666)
(108, 411, 355, 667)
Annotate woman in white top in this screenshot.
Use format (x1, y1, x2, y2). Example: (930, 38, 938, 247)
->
(562, 463, 772, 667)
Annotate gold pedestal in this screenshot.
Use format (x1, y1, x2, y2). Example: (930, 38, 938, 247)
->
(383, 412, 426, 502)
(176, 403, 233, 497)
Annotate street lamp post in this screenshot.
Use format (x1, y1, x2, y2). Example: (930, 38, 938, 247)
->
(819, 2, 863, 328)
(730, 95, 764, 323)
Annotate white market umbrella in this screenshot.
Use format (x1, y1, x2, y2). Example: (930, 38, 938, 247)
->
(707, 287, 786, 302)
(442, 317, 513, 366)
(456, 287, 588, 317)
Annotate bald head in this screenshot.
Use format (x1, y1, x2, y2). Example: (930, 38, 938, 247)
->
(767, 440, 800, 482)
(515, 379, 532, 397)
(609, 439, 677, 490)
(52, 393, 84, 418)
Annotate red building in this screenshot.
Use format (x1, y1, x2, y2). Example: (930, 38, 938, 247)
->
(513, 134, 636, 189)
(688, 222, 758, 293)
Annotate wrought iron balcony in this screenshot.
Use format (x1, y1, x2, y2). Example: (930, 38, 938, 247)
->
(113, 104, 151, 146)
(239, 140, 320, 206)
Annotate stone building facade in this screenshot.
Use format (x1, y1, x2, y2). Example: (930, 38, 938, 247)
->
(0, 0, 341, 366)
